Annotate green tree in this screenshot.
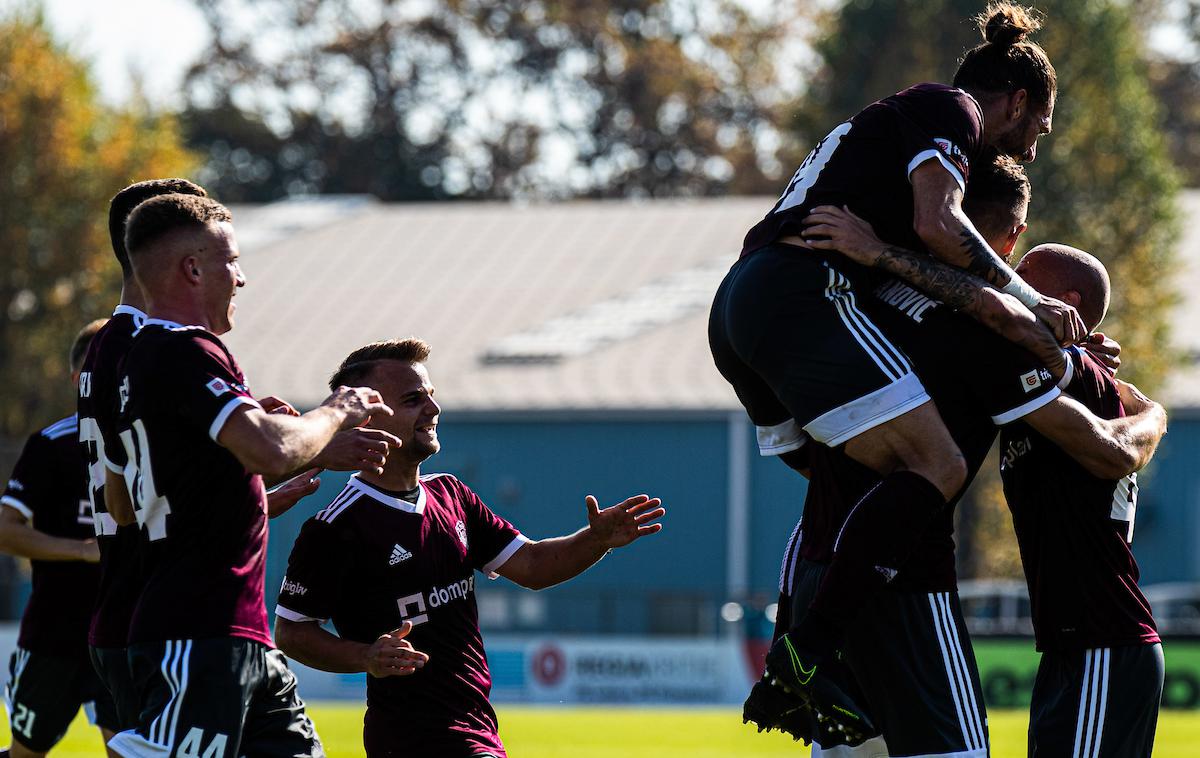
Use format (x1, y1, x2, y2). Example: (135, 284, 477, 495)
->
(180, 0, 798, 201)
(0, 10, 195, 439)
(793, 0, 1180, 579)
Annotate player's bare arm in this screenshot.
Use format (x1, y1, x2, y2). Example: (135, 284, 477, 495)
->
(266, 468, 322, 518)
(274, 618, 428, 678)
(0, 505, 99, 563)
(218, 386, 392, 479)
(910, 161, 1085, 344)
(1023, 388, 1167, 479)
(497, 494, 665, 591)
(801, 205, 1066, 377)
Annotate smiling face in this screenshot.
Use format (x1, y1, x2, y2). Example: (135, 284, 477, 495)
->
(192, 221, 245, 335)
(364, 360, 442, 465)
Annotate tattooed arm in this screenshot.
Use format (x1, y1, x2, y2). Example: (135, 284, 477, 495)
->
(799, 205, 1066, 378)
(908, 160, 1085, 344)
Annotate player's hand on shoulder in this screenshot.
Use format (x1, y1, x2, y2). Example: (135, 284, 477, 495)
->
(259, 395, 300, 416)
(76, 538, 100, 563)
(1084, 332, 1121, 374)
(585, 494, 665, 549)
(323, 386, 394, 429)
(1031, 295, 1086, 346)
(365, 620, 429, 678)
(799, 205, 887, 265)
(313, 428, 400, 475)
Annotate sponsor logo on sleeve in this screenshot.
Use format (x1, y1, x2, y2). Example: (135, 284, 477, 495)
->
(1020, 369, 1043, 393)
(206, 378, 230, 397)
(281, 579, 308, 596)
(933, 137, 968, 169)
(7, 480, 22, 492)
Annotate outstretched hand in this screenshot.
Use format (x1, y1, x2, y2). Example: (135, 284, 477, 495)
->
(585, 494, 665, 549)
(365, 620, 428, 678)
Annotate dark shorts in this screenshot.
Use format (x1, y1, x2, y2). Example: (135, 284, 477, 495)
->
(4, 647, 119, 751)
(90, 645, 140, 732)
(709, 245, 929, 452)
(108, 637, 323, 758)
(1029, 643, 1163, 758)
(786, 560, 988, 758)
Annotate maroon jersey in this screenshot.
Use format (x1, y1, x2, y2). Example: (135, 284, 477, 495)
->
(1, 415, 98, 659)
(743, 83, 983, 278)
(276, 473, 528, 758)
(1000, 347, 1159, 651)
(77, 304, 144, 648)
(118, 319, 270, 647)
(800, 282, 1063, 591)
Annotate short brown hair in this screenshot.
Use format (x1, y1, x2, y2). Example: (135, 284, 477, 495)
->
(124, 194, 232, 259)
(329, 339, 432, 390)
(964, 151, 1030, 240)
(953, 3, 1057, 108)
(70, 319, 108, 374)
(109, 179, 207, 277)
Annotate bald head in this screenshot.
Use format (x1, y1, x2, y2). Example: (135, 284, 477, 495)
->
(1015, 244, 1111, 332)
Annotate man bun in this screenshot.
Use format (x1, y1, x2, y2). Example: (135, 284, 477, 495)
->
(979, 3, 1043, 47)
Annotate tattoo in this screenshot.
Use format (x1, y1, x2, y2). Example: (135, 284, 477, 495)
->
(874, 246, 989, 312)
(956, 226, 1012, 286)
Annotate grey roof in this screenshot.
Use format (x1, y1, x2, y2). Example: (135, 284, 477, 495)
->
(224, 190, 1200, 413)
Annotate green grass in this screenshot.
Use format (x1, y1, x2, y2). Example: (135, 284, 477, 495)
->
(13, 704, 1200, 756)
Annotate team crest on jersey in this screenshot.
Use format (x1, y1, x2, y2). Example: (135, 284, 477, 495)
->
(933, 137, 968, 170)
(455, 520, 468, 548)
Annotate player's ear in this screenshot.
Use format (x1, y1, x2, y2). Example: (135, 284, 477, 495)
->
(1061, 290, 1082, 309)
(1002, 223, 1027, 257)
(182, 255, 202, 285)
(1009, 88, 1028, 121)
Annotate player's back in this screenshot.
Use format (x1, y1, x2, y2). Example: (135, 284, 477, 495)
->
(2, 415, 97, 658)
(1000, 348, 1158, 651)
(118, 320, 270, 647)
(742, 83, 982, 272)
(77, 306, 144, 649)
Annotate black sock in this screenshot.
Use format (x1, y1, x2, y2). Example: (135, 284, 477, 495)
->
(795, 470, 946, 656)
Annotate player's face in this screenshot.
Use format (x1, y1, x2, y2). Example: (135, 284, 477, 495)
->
(995, 92, 1054, 163)
(199, 222, 245, 335)
(370, 361, 441, 464)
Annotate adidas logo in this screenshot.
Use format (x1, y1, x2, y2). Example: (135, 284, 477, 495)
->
(389, 544, 412, 566)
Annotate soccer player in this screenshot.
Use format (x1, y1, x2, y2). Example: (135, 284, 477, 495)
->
(107, 193, 393, 758)
(0, 320, 116, 757)
(78, 178, 210, 734)
(708, 4, 1075, 725)
(274, 339, 667, 758)
(1000, 245, 1164, 758)
(759, 159, 1168, 755)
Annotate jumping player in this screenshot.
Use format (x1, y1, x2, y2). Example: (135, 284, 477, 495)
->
(274, 339, 667, 758)
(107, 193, 393, 758)
(1001, 245, 1164, 758)
(708, 4, 1074, 727)
(757, 160, 1168, 755)
(1, 320, 117, 756)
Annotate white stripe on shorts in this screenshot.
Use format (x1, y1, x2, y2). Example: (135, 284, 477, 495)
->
(1074, 648, 1110, 758)
(929, 593, 985, 753)
(824, 268, 908, 381)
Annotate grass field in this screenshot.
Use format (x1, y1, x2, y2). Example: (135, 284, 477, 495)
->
(11, 703, 1200, 756)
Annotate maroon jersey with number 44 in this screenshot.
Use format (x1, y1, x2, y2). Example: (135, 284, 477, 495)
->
(1000, 347, 1159, 651)
(277, 473, 527, 758)
(1, 415, 98, 660)
(77, 305, 145, 649)
(117, 319, 270, 647)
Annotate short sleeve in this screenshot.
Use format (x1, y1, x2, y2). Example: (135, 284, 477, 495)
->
(894, 87, 983, 193)
(174, 336, 261, 442)
(455, 479, 527, 579)
(275, 518, 351, 623)
(1, 434, 50, 522)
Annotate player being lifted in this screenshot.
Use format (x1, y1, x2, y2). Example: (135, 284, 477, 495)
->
(709, 3, 1074, 734)
(758, 155, 1167, 755)
(107, 194, 398, 758)
(275, 339, 666, 758)
(1001, 245, 1164, 758)
(0, 321, 113, 757)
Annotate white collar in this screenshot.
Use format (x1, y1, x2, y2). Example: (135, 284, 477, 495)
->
(112, 304, 147, 322)
(349, 475, 426, 514)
